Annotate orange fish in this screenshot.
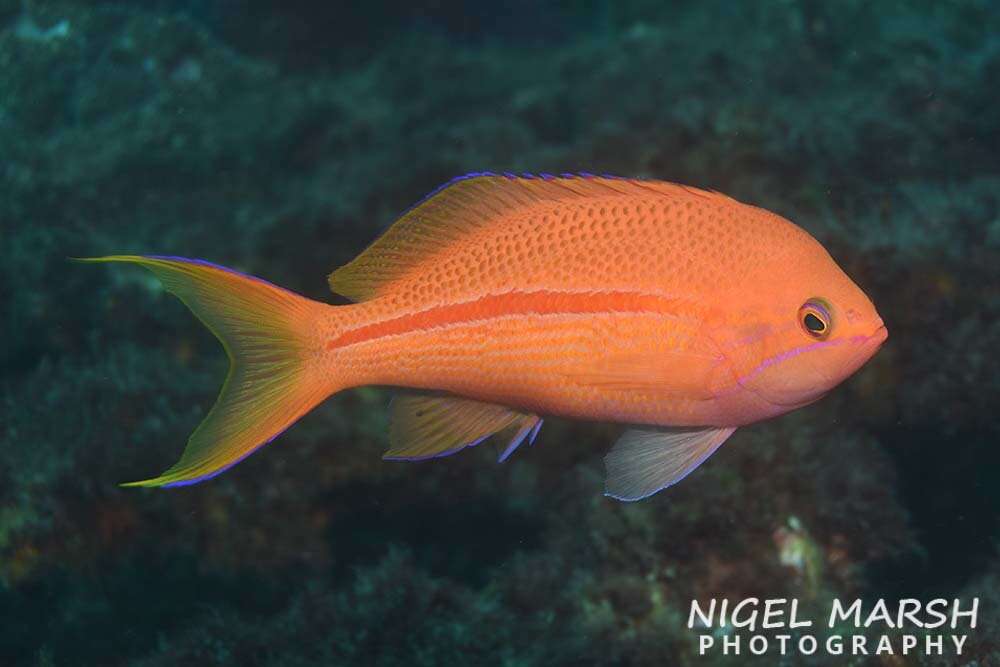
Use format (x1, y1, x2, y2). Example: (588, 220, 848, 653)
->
(82, 173, 887, 500)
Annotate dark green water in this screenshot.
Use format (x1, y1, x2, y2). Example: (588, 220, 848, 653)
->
(2, 1, 998, 665)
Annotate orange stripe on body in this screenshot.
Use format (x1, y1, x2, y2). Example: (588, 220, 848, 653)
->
(326, 290, 695, 350)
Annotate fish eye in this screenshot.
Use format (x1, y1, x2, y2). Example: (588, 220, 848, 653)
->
(798, 299, 831, 339)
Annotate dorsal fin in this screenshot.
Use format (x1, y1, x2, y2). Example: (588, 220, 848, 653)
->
(328, 173, 727, 301)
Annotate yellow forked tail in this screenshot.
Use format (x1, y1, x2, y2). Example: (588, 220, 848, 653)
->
(79, 255, 333, 487)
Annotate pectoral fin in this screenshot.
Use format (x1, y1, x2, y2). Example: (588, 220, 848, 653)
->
(385, 392, 541, 462)
(604, 426, 737, 501)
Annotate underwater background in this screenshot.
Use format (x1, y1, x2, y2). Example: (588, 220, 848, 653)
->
(2, 0, 998, 665)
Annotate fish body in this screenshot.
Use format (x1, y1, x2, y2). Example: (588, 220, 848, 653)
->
(83, 174, 887, 500)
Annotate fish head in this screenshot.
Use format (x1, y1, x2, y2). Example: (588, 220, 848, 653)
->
(718, 235, 887, 413)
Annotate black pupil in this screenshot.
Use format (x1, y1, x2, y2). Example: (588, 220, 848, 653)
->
(804, 312, 826, 332)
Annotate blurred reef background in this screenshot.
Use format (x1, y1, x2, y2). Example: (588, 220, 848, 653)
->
(2, 0, 999, 665)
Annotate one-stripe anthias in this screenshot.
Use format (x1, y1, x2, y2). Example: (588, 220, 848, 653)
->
(81, 173, 887, 501)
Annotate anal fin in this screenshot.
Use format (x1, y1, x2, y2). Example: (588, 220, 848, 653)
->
(385, 392, 541, 462)
(496, 416, 544, 463)
(604, 426, 737, 501)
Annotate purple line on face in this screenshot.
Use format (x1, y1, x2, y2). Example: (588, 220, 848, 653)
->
(735, 335, 867, 387)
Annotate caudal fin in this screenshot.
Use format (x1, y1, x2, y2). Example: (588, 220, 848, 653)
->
(80, 255, 332, 487)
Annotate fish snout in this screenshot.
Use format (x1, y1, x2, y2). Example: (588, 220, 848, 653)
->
(846, 318, 887, 371)
(872, 319, 888, 344)
(868, 317, 888, 349)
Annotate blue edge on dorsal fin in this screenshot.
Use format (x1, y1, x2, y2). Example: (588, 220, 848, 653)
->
(402, 171, 629, 218)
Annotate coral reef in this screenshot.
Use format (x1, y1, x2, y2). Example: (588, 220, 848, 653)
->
(2, 0, 997, 665)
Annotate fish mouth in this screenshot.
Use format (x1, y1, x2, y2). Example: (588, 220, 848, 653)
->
(736, 321, 888, 410)
(863, 320, 888, 355)
(844, 320, 887, 372)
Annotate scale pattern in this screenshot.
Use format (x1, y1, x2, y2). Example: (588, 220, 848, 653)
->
(318, 175, 832, 426)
